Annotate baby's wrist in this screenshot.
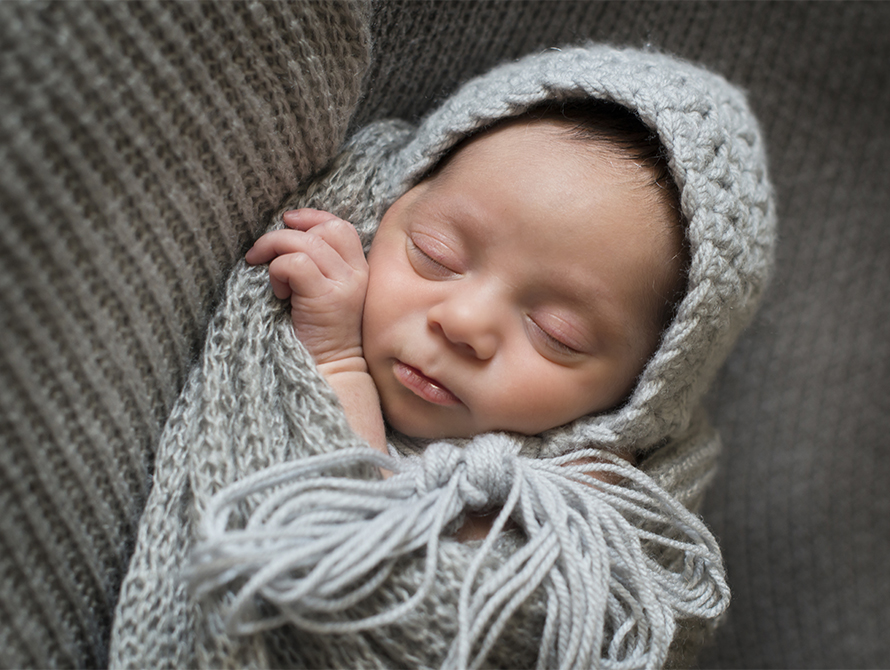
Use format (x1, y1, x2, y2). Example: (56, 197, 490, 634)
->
(316, 353, 387, 458)
(316, 353, 369, 378)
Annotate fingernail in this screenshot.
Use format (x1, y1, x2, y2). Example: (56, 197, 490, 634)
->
(282, 209, 300, 219)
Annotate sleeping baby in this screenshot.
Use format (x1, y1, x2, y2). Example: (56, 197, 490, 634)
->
(246, 100, 688, 539)
(247, 101, 685, 447)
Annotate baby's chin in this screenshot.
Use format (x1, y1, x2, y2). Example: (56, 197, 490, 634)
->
(383, 408, 559, 441)
(383, 411, 474, 441)
(378, 383, 604, 440)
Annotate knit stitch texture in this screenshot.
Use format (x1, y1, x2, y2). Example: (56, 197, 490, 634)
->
(0, 2, 370, 667)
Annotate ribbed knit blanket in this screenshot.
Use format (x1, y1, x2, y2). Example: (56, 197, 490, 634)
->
(0, 2, 371, 667)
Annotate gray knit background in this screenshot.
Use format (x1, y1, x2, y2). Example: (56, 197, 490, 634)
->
(0, 2, 370, 667)
(1, 1, 888, 668)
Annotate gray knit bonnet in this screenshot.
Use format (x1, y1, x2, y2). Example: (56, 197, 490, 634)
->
(371, 44, 776, 458)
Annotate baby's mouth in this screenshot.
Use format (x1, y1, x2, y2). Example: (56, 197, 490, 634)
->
(393, 361, 462, 407)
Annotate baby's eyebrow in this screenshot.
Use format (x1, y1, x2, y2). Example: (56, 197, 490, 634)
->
(535, 262, 609, 308)
(406, 196, 460, 232)
(419, 186, 495, 237)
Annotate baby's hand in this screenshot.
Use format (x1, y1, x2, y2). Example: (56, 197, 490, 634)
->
(246, 209, 368, 367)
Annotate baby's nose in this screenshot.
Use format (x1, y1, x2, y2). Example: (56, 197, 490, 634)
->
(427, 297, 499, 360)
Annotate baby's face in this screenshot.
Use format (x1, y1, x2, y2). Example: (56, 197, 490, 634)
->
(362, 119, 683, 439)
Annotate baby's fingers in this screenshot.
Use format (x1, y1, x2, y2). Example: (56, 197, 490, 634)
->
(245, 229, 289, 265)
(246, 228, 346, 277)
(246, 228, 318, 266)
(281, 208, 342, 232)
(267, 252, 327, 300)
(283, 210, 366, 271)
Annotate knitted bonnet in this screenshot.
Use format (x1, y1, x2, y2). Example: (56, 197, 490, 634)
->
(134, 44, 776, 670)
(373, 44, 776, 458)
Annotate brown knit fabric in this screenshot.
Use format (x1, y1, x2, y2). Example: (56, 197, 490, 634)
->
(0, 2, 370, 667)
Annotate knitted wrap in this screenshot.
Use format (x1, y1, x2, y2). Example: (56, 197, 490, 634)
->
(111, 45, 775, 669)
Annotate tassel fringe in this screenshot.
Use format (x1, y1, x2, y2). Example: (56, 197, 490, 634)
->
(190, 435, 729, 669)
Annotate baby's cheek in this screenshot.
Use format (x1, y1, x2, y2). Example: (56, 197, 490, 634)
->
(485, 372, 576, 434)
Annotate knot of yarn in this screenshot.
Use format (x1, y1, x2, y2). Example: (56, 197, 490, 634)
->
(417, 435, 519, 508)
(189, 444, 730, 669)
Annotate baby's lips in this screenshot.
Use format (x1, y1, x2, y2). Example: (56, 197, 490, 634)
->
(394, 361, 463, 407)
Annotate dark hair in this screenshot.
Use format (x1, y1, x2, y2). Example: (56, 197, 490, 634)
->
(523, 99, 682, 228)
(429, 98, 683, 232)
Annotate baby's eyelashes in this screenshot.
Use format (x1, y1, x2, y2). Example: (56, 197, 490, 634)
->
(526, 317, 585, 357)
(407, 236, 461, 279)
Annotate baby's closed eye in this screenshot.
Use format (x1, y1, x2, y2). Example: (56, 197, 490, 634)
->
(526, 317, 583, 355)
(407, 234, 462, 279)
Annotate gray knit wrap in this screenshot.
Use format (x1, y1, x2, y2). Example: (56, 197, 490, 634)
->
(111, 45, 775, 669)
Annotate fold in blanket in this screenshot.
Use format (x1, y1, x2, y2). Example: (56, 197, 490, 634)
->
(111, 45, 775, 668)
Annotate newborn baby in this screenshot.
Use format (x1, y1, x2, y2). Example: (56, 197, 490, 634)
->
(247, 102, 687, 455)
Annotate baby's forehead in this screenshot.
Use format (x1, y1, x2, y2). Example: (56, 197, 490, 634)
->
(426, 117, 666, 199)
